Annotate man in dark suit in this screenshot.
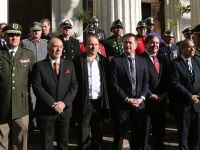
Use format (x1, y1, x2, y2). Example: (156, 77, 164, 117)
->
(32, 38, 78, 150)
(170, 39, 200, 150)
(57, 19, 81, 61)
(0, 23, 35, 150)
(110, 33, 149, 150)
(72, 34, 110, 150)
(141, 35, 169, 150)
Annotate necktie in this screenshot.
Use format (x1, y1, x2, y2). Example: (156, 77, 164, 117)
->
(186, 60, 193, 77)
(10, 51, 15, 62)
(54, 62, 59, 79)
(128, 57, 136, 96)
(153, 55, 160, 74)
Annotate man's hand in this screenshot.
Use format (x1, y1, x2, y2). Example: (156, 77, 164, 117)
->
(191, 95, 200, 104)
(127, 98, 144, 107)
(150, 94, 167, 102)
(52, 101, 66, 114)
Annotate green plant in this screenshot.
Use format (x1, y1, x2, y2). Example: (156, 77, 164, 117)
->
(73, 10, 92, 25)
(175, 2, 191, 15)
(168, 19, 177, 29)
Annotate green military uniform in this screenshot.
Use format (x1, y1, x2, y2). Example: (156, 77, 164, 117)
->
(102, 35, 123, 57)
(0, 23, 34, 122)
(0, 46, 34, 121)
(102, 19, 124, 58)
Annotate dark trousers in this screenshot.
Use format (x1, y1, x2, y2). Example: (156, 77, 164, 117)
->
(38, 115, 70, 150)
(78, 100, 104, 150)
(144, 102, 166, 150)
(175, 105, 200, 150)
(112, 108, 146, 150)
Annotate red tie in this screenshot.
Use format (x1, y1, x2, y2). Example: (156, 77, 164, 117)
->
(153, 56, 160, 74)
(54, 62, 59, 79)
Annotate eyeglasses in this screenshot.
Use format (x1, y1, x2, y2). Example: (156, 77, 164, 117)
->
(32, 30, 41, 32)
(51, 45, 63, 49)
(7, 33, 21, 37)
(186, 46, 196, 50)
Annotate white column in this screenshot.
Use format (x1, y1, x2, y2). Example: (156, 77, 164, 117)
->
(164, 0, 181, 42)
(190, 0, 200, 27)
(51, 0, 83, 41)
(93, 0, 142, 36)
(0, 0, 8, 23)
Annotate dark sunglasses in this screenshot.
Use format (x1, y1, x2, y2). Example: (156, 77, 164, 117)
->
(7, 33, 21, 37)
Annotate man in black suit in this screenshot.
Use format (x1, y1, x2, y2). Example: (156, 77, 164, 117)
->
(142, 35, 169, 150)
(32, 38, 78, 150)
(72, 34, 110, 150)
(110, 33, 149, 150)
(170, 39, 200, 150)
(57, 19, 81, 61)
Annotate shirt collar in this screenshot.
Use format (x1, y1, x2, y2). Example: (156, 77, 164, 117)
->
(124, 53, 135, 60)
(49, 55, 60, 66)
(87, 54, 99, 62)
(9, 46, 18, 53)
(31, 38, 41, 44)
(181, 55, 191, 62)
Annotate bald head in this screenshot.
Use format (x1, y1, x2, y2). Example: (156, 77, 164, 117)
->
(48, 38, 63, 60)
(179, 39, 196, 58)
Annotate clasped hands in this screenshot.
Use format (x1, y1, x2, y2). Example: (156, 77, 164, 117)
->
(127, 98, 144, 107)
(52, 101, 66, 114)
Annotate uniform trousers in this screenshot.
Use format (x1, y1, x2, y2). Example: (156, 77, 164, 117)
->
(0, 115, 29, 150)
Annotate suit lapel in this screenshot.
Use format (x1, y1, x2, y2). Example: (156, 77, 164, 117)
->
(121, 55, 132, 81)
(192, 59, 199, 83)
(1, 50, 12, 64)
(58, 59, 64, 86)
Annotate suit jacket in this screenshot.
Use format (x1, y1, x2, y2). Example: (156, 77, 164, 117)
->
(32, 58, 78, 119)
(0, 47, 34, 121)
(110, 53, 149, 110)
(141, 52, 169, 99)
(171, 57, 200, 112)
(72, 53, 110, 120)
(57, 36, 81, 61)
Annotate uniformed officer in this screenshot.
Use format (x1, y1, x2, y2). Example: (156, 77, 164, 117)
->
(84, 16, 106, 41)
(135, 20, 147, 55)
(191, 24, 200, 59)
(158, 30, 179, 64)
(20, 22, 48, 131)
(57, 18, 81, 61)
(145, 17, 163, 43)
(0, 23, 35, 150)
(102, 19, 123, 61)
(21, 21, 48, 62)
(176, 27, 192, 46)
